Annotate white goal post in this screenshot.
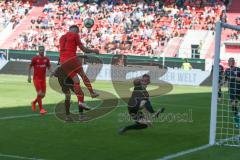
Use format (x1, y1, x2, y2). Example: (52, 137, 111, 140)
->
(210, 21, 240, 146)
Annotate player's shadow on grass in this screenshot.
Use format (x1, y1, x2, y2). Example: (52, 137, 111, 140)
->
(55, 98, 119, 123)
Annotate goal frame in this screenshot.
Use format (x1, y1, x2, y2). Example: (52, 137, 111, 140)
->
(209, 21, 240, 145)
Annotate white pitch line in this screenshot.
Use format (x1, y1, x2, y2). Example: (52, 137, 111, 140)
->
(0, 105, 122, 120)
(0, 113, 54, 120)
(158, 144, 211, 160)
(0, 104, 127, 121)
(0, 153, 46, 160)
(0, 102, 207, 121)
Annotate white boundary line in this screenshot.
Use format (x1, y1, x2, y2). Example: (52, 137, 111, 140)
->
(158, 144, 211, 160)
(0, 105, 122, 120)
(0, 153, 45, 160)
(0, 113, 54, 120)
(0, 102, 210, 121)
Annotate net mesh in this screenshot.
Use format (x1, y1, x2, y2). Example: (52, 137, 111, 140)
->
(215, 25, 240, 147)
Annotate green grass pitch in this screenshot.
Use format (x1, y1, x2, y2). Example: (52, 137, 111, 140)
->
(0, 74, 239, 160)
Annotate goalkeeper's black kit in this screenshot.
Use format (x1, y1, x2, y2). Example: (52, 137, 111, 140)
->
(119, 85, 156, 134)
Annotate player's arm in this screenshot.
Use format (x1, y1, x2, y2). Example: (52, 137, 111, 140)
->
(219, 77, 224, 86)
(59, 35, 66, 53)
(223, 69, 229, 85)
(79, 45, 99, 54)
(76, 34, 99, 54)
(28, 59, 34, 83)
(141, 91, 154, 113)
(218, 68, 224, 86)
(236, 68, 240, 81)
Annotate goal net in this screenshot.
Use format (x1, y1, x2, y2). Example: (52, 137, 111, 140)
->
(210, 21, 240, 147)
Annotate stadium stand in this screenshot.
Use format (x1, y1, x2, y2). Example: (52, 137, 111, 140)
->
(5, 0, 225, 56)
(0, 0, 32, 47)
(0, 0, 31, 31)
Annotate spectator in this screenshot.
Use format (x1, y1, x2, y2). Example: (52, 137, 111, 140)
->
(181, 58, 192, 70)
(0, 0, 31, 30)
(11, 0, 225, 56)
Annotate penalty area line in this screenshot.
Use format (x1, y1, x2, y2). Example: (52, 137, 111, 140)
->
(0, 113, 54, 120)
(158, 144, 211, 160)
(0, 101, 208, 121)
(0, 153, 46, 160)
(0, 105, 126, 120)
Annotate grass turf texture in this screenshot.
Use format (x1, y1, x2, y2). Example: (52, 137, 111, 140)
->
(0, 74, 239, 160)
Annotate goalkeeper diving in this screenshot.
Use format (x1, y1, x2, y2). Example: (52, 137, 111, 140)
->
(119, 74, 165, 134)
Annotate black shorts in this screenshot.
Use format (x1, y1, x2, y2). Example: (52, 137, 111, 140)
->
(55, 67, 74, 94)
(128, 106, 144, 122)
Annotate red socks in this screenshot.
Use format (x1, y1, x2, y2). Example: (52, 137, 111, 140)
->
(80, 72, 94, 94)
(33, 98, 38, 104)
(32, 96, 43, 110)
(37, 96, 43, 110)
(73, 82, 84, 103)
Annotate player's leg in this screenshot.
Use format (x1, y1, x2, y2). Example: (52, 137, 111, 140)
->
(61, 57, 92, 110)
(230, 90, 239, 115)
(119, 111, 149, 134)
(218, 84, 222, 99)
(67, 81, 87, 121)
(61, 56, 98, 98)
(232, 100, 240, 128)
(64, 89, 73, 122)
(144, 100, 155, 113)
(32, 79, 40, 111)
(77, 67, 99, 98)
(31, 98, 37, 112)
(71, 74, 91, 110)
(71, 74, 83, 103)
(57, 70, 74, 122)
(62, 87, 71, 116)
(234, 90, 240, 127)
(32, 79, 46, 113)
(231, 100, 238, 115)
(38, 80, 47, 114)
(79, 107, 89, 121)
(60, 56, 89, 96)
(61, 57, 86, 108)
(230, 89, 240, 128)
(143, 100, 165, 117)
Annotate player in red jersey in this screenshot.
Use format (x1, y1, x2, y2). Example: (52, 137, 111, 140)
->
(28, 46, 52, 115)
(59, 25, 99, 110)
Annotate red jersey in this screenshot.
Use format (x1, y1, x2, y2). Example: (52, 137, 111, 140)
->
(59, 32, 83, 62)
(30, 56, 50, 80)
